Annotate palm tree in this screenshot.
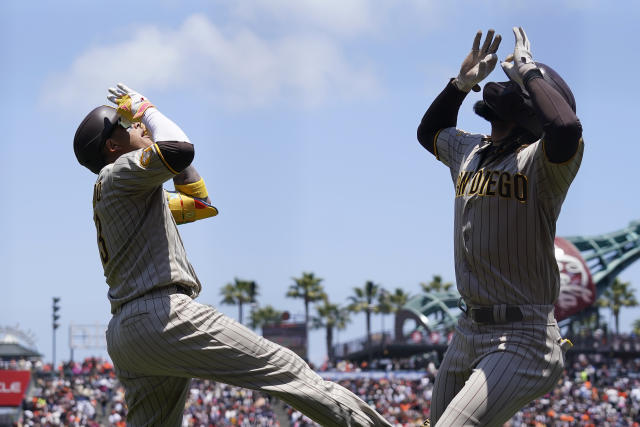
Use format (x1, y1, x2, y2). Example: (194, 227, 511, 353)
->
(286, 272, 327, 329)
(420, 275, 454, 293)
(597, 278, 638, 334)
(377, 289, 393, 337)
(387, 288, 410, 312)
(348, 280, 381, 367)
(378, 288, 410, 344)
(312, 299, 350, 362)
(220, 278, 258, 324)
(250, 305, 283, 330)
(633, 318, 640, 335)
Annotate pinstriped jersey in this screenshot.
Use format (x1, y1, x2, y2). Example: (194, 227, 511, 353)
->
(93, 144, 201, 313)
(435, 128, 583, 307)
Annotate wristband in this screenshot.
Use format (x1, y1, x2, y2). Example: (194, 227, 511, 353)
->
(175, 178, 208, 199)
(523, 68, 543, 86)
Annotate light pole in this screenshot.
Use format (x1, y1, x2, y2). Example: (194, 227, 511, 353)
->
(52, 297, 61, 370)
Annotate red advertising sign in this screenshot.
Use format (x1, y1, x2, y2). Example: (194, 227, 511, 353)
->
(0, 370, 31, 406)
(554, 237, 596, 321)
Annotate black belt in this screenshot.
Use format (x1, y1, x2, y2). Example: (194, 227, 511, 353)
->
(459, 298, 523, 324)
(174, 285, 192, 296)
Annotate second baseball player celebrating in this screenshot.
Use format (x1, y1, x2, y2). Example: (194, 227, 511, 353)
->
(417, 28, 583, 425)
(74, 84, 392, 426)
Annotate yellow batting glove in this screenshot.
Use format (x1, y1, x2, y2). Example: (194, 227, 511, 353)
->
(107, 83, 155, 122)
(165, 190, 219, 225)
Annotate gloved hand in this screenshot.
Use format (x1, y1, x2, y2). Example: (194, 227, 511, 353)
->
(453, 29, 502, 92)
(501, 27, 538, 91)
(166, 190, 219, 225)
(107, 83, 155, 123)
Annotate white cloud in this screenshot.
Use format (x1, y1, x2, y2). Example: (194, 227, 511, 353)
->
(231, 0, 378, 37)
(40, 14, 379, 112)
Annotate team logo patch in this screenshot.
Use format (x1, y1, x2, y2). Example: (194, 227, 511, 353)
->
(140, 146, 153, 167)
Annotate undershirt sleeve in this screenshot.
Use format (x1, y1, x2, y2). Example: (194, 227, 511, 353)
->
(524, 71, 582, 164)
(156, 141, 194, 174)
(417, 80, 468, 155)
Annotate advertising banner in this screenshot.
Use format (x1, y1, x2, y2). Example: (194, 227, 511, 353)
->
(554, 237, 596, 321)
(0, 370, 31, 407)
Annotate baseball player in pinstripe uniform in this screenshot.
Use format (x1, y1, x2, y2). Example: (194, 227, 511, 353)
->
(73, 84, 392, 427)
(416, 27, 583, 426)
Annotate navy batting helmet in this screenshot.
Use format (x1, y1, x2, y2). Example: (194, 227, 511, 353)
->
(73, 106, 120, 174)
(480, 63, 576, 139)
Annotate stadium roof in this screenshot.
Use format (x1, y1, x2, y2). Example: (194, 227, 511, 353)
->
(0, 342, 41, 359)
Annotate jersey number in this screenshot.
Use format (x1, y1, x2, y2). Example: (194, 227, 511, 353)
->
(94, 213, 109, 266)
(92, 180, 109, 265)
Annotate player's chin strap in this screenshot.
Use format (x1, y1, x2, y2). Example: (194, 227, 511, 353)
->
(166, 178, 218, 225)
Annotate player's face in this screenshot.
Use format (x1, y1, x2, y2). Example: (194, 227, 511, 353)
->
(103, 122, 153, 163)
(126, 122, 153, 150)
(110, 122, 153, 153)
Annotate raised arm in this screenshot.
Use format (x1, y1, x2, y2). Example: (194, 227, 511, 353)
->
(417, 30, 501, 155)
(524, 72, 582, 163)
(108, 83, 218, 222)
(417, 81, 468, 154)
(107, 83, 195, 175)
(501, 27, 582, 163)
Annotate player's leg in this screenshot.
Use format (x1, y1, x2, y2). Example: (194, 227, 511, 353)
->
(173, 297, 391, 426)
(429, 329, 472, 425)
(434, 326, 565, 427)
(110, 290, 391, 427)
(116, 367, 191, 427)
(106, 300, 191, 427)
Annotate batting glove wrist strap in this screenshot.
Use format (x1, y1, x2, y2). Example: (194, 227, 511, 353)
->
(522, 68, 543, 86)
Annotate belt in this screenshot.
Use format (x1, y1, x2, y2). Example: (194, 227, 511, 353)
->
(114, 285, 192, 314)
(173, 285, 192, 296)
(458, 298, 523, 324)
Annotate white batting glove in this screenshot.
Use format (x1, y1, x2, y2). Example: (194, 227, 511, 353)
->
(500, 27, 538, 91)
(107, 83, 155, 123)
(453, 29, 502, 93)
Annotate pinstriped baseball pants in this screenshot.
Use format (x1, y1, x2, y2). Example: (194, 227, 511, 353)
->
(430, 306, 565, 427)
(106, 286, 391, 427)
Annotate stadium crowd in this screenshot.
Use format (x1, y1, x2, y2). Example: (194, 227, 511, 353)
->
(5, 332, 640, 426)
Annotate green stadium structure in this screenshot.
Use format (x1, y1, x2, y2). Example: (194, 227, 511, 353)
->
(393, 220, 640, 340)
(564, 220, 640, 298)
(394, 290, 460, 342)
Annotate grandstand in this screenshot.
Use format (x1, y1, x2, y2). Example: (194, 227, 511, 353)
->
(2, 330, 640, 426)
(3, 222, 640, 425)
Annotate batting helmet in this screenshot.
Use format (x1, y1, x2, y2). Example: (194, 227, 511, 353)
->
(481, 62, 576, 139)
(73, 106, 120, 174)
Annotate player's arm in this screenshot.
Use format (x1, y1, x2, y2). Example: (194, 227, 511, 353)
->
(416, 81, 468, 154)
(142, 106, 195, 173)
(107, 84, 194, 187)
(167, 165, 219, 225)
(500, 28, 582, 163)
(523, 73, 582, 163)
(146, 112, 219, 224)
(417, 29, 501, 155)
(173, 166, 211, 204)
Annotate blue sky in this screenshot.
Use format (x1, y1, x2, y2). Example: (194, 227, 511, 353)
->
(2, 0, 639, 366)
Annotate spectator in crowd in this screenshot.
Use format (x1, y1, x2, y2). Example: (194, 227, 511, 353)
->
(13, 330, 640, 426)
